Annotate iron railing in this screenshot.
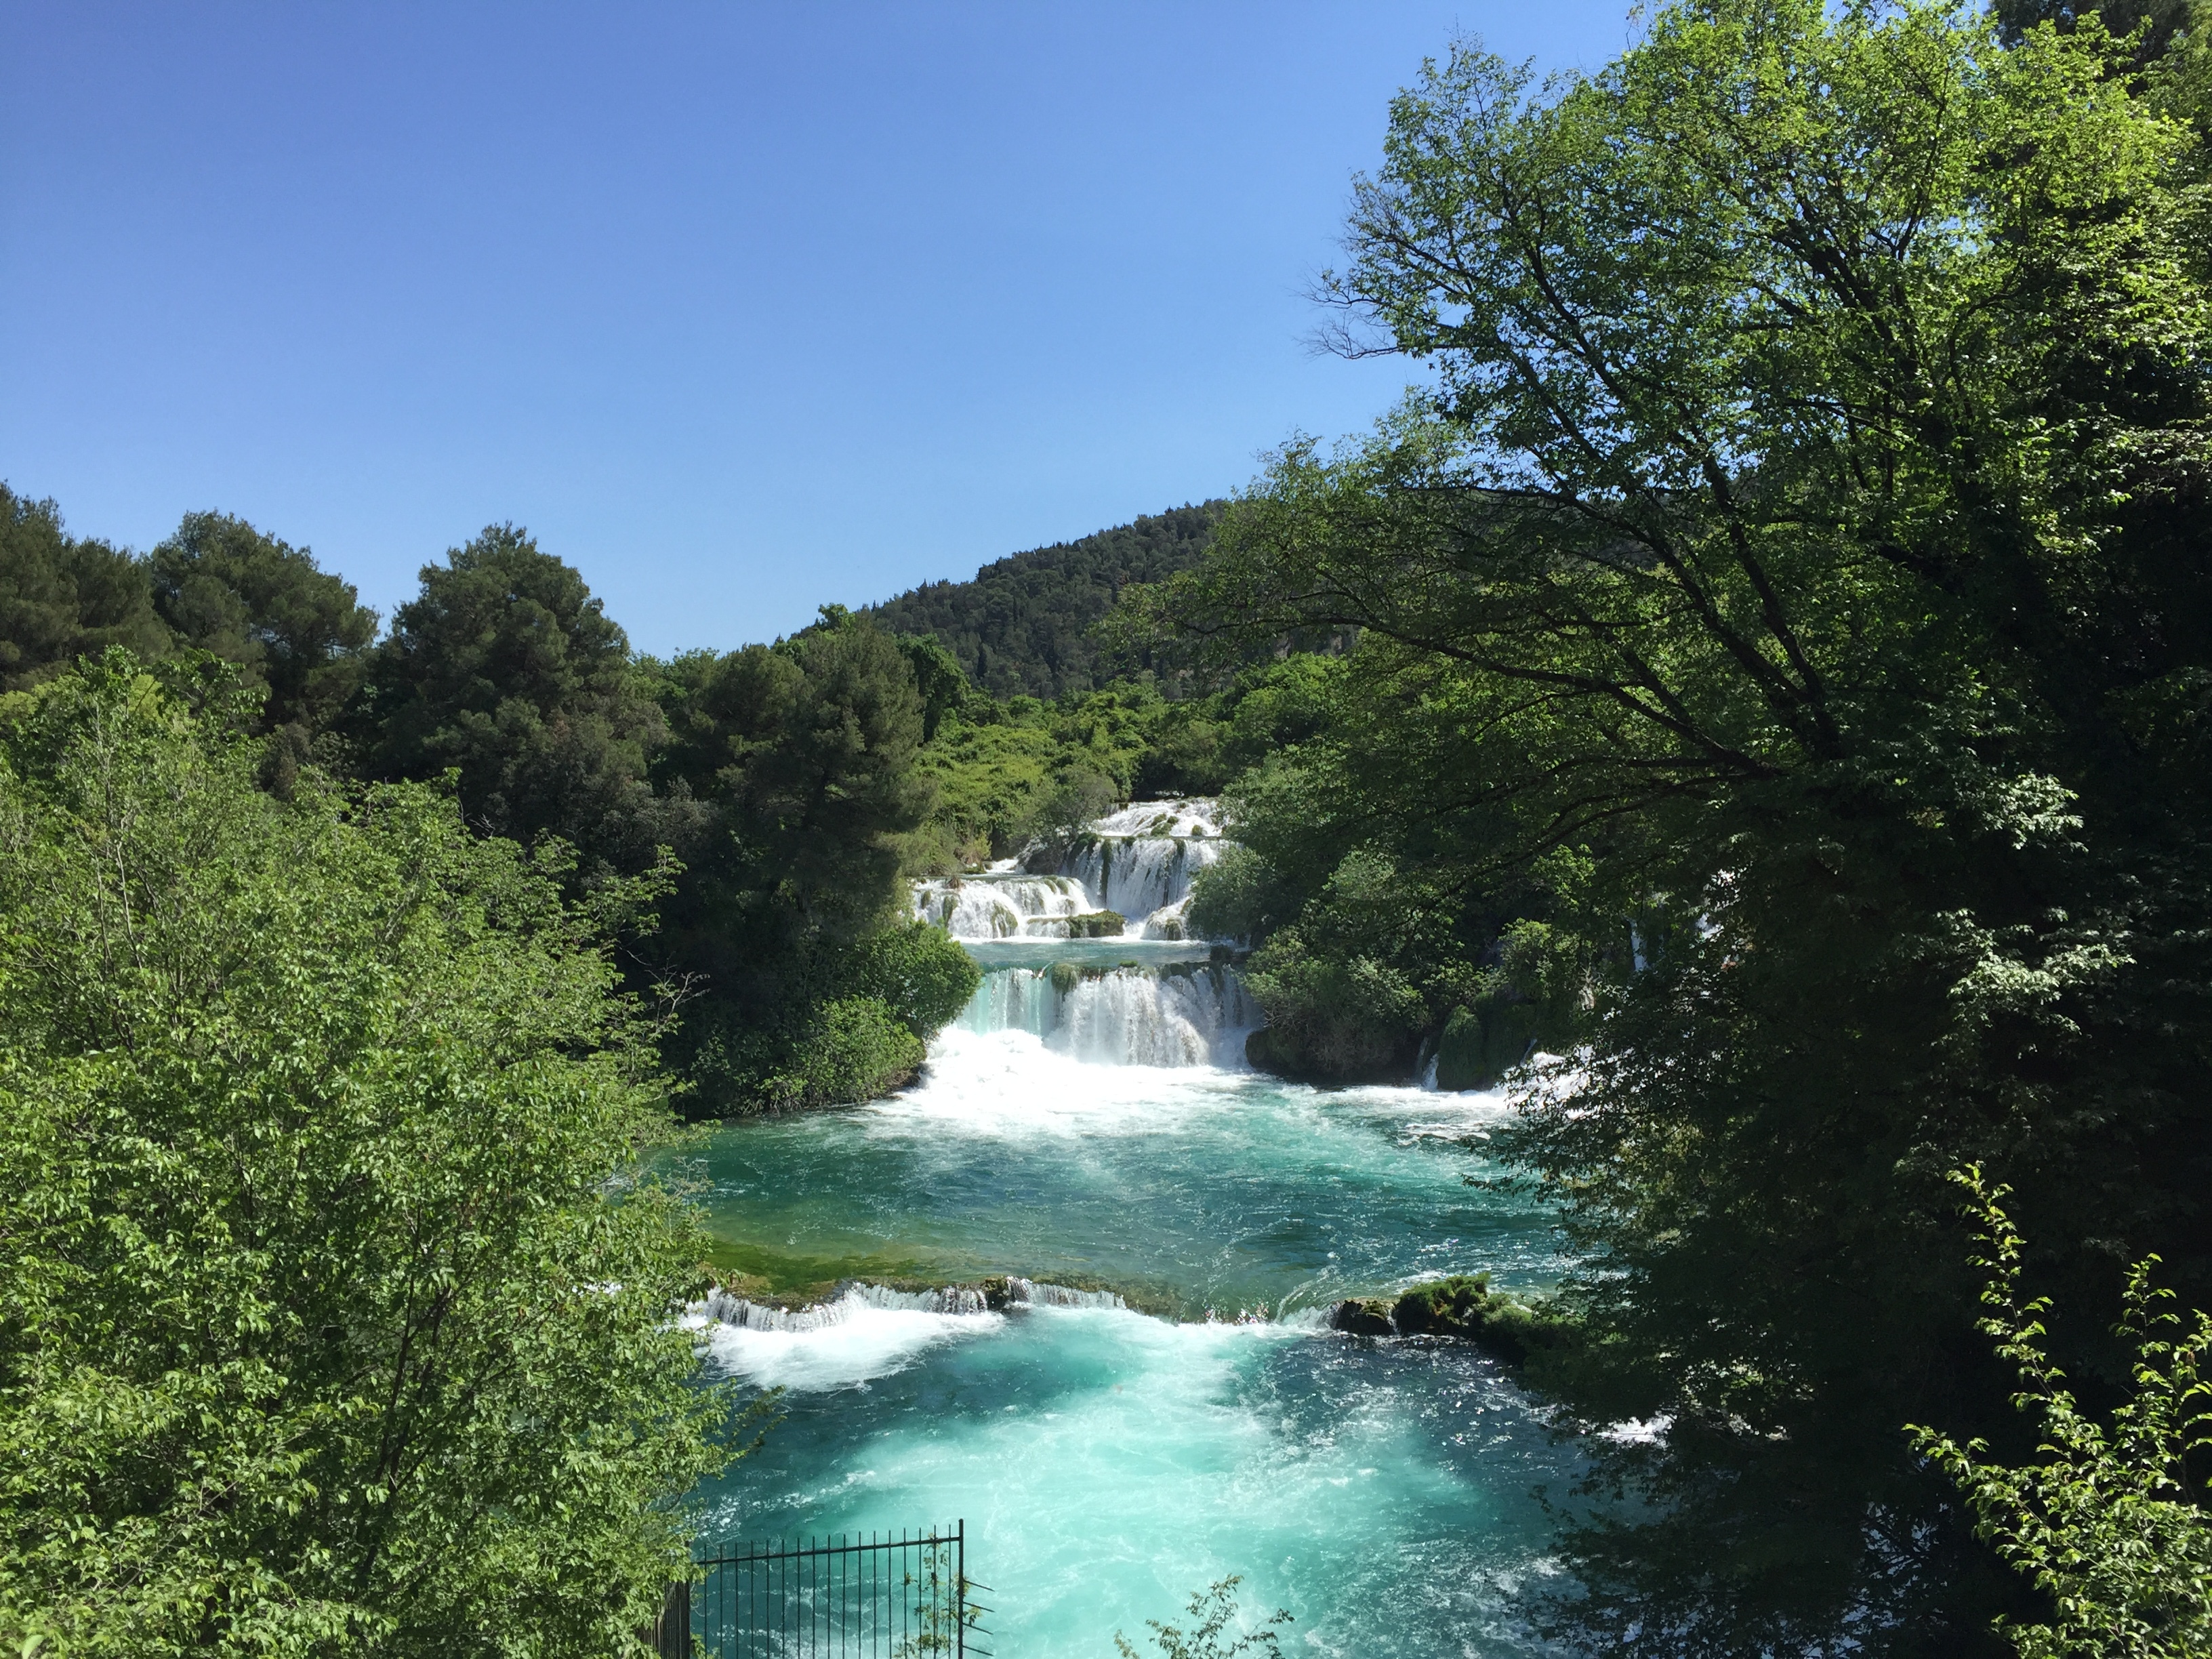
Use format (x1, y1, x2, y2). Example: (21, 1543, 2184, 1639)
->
(653, 1522, 989, 1659)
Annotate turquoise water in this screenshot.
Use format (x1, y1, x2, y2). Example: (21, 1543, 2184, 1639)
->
(682, 955, 1575, 1656)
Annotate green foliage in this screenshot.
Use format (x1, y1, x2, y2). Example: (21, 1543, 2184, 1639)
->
(0, 653, 745, 1657)
(0, 486, 171, 691)
(1137, 1, 2212, 1649)
(0, 493, 376, 796)
(896, 632, 969, 743)
(642, 611, 972, 1114)
(847, 918, 985, 1034)
(150, 510, 377, 734)
(1112, 1578, 1292, 1659)
(1912, 1168, 2212, 1659)
(865, 505, 1221, 699)
(1435, 920, 1597, 1090)
(905, 682, 1156, 868)
(750, 996, 926, 1113)
(361, 523, 685, 878)
(1385, 1274, 1576, 1366)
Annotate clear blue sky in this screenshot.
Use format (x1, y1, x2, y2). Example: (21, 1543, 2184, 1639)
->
(3, 2, 1637, 654)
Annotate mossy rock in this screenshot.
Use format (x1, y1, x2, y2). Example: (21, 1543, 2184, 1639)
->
(1326, 1273, 1574, 1366)
(1065, 910, 1126, 938)
(1393, 1273, 1569, 1364)
(1246, 1021, 1419, 1085)
(1049, 961, 1082, 996)
(1327, 1297, 1397, 1336)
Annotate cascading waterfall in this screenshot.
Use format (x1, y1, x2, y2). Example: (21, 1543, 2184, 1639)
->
(1000, 1276, 1126, 1310)
(694, 1277, 1128, 1334)
(1059, 835, 1225, 934)
(911, 874, 1090, 939)
(912, 798, 1232, 941)
(957, 961, 1254, 1067)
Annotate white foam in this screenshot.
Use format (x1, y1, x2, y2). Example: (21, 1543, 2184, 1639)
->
(1060, 836, 1226, 928)
(1007, 1276, 1127, 1310)
(913, 874, 1092, 940)
(690, 1286, 1003, 1392)
(1088, 798, 1222, 838)
(956, 964, 1255, 1069)
(871, 1027, 1258, 1139)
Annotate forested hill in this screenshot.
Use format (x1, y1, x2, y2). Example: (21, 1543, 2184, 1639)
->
(861, 501, 1221, 699)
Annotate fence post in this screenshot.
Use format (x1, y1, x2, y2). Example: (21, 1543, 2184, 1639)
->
(645, 1576, 689, 1659)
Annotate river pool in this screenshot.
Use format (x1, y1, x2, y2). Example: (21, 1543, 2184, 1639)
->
(679, 938, 1576, 1657)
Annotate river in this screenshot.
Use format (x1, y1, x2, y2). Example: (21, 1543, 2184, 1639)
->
(680, 808, 1577, 1657)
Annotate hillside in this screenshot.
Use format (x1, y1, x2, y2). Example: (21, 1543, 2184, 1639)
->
(862, 502, 1221, 699)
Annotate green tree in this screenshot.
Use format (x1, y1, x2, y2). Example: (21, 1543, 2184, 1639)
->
(0, 653, 746, 1657)
(150, 510, 378, 735)
(1139, 2, 2212, 1648)
(0, 486, 171, 691)
(1913, 1168, 2212, 1659)
(360, 524, 687, 878)
(642, 609, 975, 1113)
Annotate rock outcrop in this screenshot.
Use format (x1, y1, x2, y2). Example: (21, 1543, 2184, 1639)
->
(1324, 1273, 1568, 1365)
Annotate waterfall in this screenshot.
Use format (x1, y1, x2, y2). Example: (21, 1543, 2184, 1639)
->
(699, 1282, 990, 1332)
(1058, 835, 1225, 930)
(912, 874, 1091, 939)
(1087, 798, 1221, 838)
(1004, 1277, 1126, 1310)
(695, 1276, 1127, 1334)
(909, 798, 1234, 941)
(957, 961, 1254, 1067)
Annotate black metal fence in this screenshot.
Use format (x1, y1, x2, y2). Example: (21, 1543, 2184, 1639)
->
(651, 1522, 989, 1659)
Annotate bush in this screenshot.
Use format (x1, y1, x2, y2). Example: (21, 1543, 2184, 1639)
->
(1912, 1168, 2212, 1659)
(756, 997, 927, 1112)
(0, 653, 743, 1658)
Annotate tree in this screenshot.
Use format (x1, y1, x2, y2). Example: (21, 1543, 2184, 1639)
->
(150, 510, 377, 735)
(1141, 2, 2212, 1648)
(0, 653, 745, 1657)
(0, 486, 171, 691)
(360, 524, 689, 878)
(641, 609, 974, 1114)
(1913, 1169, 2212, 1659)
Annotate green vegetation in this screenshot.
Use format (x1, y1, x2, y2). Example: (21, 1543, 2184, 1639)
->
(1135, 0, 2212, 1649)
(0, 654, 746, 1656)
(355, 523, 681, 879)
(863, 504, 1221, 699)
(1113, 1578, 1292, 1659)
(13, 1, 2212, 1645)
(1330, 1275, 1573, 1366)
(0, 489, 373, 745)
(1912, 1168, 2212, 1659)
(638, 607, 977, 1111)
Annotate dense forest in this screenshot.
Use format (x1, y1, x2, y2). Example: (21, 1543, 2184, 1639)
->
(862, 502, 1220, 697)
